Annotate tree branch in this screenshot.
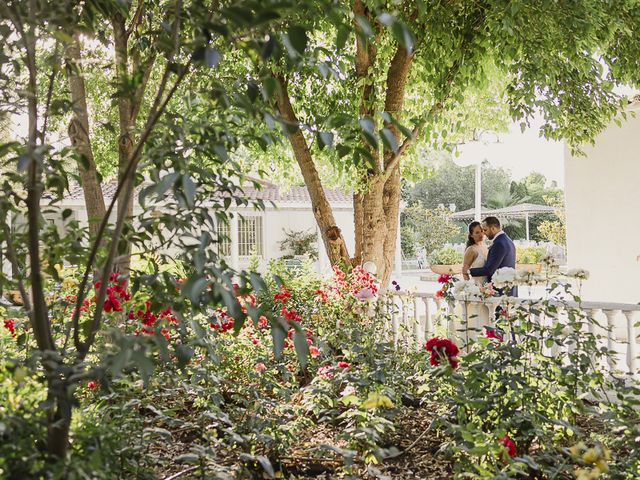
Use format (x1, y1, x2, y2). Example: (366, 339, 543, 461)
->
(40, 41, 61, 145)
(22, 0, 55, 352)
(79, 60, 191, 356)
(125, 0, 145, 38)
(1, 224, 32, 316)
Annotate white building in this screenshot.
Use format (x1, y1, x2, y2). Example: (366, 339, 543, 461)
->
(38, 179, 355, 274)
(565, 99, 640, 303)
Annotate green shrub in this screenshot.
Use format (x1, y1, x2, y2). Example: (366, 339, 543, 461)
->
(516, 245, 546, 264)
(428, 247, 463, 265)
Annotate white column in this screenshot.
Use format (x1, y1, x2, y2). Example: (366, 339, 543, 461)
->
(525, 213, 530, 242)
(624, 311, 638, 376)
(230, 213, 239, 271)
(474, 162, 482, 221)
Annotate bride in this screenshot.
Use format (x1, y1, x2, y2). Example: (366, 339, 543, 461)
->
(462, 221, 488, 285)
(452, 221, 490, 344)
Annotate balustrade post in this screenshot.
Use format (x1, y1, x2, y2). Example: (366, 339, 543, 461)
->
(424, 298, 432, 340)
(603, 309, 621, 372)
(413, 297, 422, 349)
(392, 296, 401, 347)
(623, 310, 638, 376)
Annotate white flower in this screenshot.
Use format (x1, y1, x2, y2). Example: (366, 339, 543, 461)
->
(355, 287, 376, 301)
(492, 267, 517, 288)
(566, 268, 590, 280)
(453, 280, 481, 298)
(341, 385, 356, 397)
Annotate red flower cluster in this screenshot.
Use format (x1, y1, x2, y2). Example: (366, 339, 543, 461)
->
(351, 266, 378, 296)
(96, 273, 131, 313)
(499, 435, 517, 458)
(425, 337, 459, 368)
(210, 307, 235, 333)
(274, 286, 291, 303)
(484, 327, 504, 342)
(438, 274, 451, 284)
(87, 380, 98, 389)
(131, 302, 177, 339)
(317, 365, 334, 379)
(3, 318, 16, 337)
(337, 361, 350, 369)
(273, 283, 320, 353)
(273, 285, 301, 322)
(315, 289, 328, 303)
(328, 265, 378, 299)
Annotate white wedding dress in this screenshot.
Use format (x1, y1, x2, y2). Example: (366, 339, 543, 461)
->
(469, 245, 488, 285)
(452, 245, 490, 346)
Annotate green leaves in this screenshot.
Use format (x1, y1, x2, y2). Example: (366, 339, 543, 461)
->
(285, 26, 308, 57)
(317, 131, 334, 149)
(204, 47, 220, 68)
(359, 117, 378, 149)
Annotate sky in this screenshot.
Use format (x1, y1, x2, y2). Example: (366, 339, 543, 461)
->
(455, 116, 565, 187)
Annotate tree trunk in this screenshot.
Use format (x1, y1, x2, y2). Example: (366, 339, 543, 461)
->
(111, 9, 155, 273)
(112, 13, 136, 274)
(381, 167, 401, 286)
(65, 34, 107, 238)
(46, 387, 72, 459)
(274, 75, 351, 265)
(359, 178, 387, 275)
(379, 47, 414, 286)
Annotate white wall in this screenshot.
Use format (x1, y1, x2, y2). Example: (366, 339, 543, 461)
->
(253, 206, 355, 274)
(565, 105, 640, 303)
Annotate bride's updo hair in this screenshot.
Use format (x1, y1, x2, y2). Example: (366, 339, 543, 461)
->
(466, 221, 481, 248)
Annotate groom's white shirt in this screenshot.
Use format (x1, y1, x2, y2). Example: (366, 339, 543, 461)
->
(492, 231, 504, 242)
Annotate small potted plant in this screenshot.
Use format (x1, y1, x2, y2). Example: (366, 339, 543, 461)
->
(428, 247, 463, 275)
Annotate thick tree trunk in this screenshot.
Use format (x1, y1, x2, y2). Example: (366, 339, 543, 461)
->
(46, 389, 71, 458)
(359, 179, 387, 274)
(65, 34, 107, 238)
(112, 13, 134, 273)
(379, 47, 414, 286)
(275, 75, 351, 265)
(111, 9, 155, 273)
(381, 168, 401, 286)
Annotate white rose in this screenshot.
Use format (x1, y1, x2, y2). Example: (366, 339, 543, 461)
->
(492, 267, 517, 288)
(341, 385, 356, 397)
(453, 280, 481, 298)
(566, 268, 590, 280)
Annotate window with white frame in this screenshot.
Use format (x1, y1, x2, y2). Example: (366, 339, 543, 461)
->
(216, 220, 231, 257)
(238, 215, 263, 256)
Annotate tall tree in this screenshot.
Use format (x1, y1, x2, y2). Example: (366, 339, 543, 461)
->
(261, 0, 640, 287)
(1, 0, 335, 459)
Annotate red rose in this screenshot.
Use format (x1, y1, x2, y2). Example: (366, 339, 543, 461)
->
(87, 380, 98, 389)
(438, 274, 451, 284)
(425, 337, 459, 368)
(337, 361, 350, 369)
(499, 435, 517, 458)
(3, 318, 16, 337)
(484, 328, 504, 342)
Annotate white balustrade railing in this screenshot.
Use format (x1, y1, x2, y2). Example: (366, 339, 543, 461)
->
(379, 291, 640, 377)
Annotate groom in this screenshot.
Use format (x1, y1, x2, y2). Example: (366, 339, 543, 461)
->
(469, 216, 517, 297)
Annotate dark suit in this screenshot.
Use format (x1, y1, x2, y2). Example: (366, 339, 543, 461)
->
(469, 232, 517, 297)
